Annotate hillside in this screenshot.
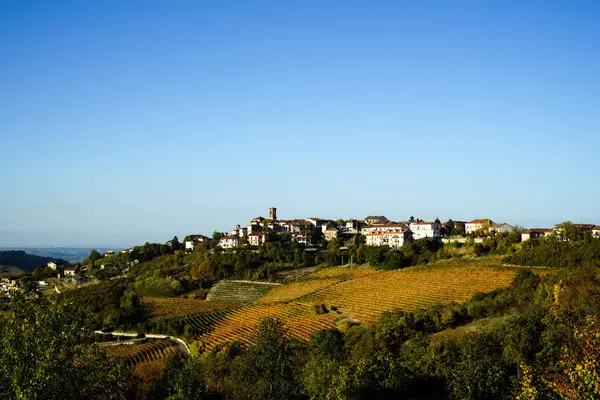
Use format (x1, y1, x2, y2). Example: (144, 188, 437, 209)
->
(143, 261, 518, 350)
(0, 250, 69, 272)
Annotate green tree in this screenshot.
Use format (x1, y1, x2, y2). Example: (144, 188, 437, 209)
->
(0, 295, 131, 400)
(86, 249, 103, 265)
(303, 329, 345, 399)
(310, 226, 324, 246)
(233, 318, 300, 399)
(555, 221, 580, 242)
(171, 236, 181, 251)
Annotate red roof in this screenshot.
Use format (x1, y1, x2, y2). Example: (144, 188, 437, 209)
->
(467, 218, 491, 224)
(522, 228, 554, 234)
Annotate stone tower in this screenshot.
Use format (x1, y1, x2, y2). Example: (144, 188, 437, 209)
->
(269, 207, 277, 220)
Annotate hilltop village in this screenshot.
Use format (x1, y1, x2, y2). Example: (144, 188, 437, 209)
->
(186, 207, 600, 251)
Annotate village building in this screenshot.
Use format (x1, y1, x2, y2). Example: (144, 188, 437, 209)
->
(291, 232, 311, 246)
(364, 215, 388, 225)
(219, 235, 239, 249)
(306, 217, 326, 227)
(248, 232, 268, 246)
(344, 219, 363, 234)
(63, 267, 77, 277)
(324, 227, 338, 241)
(361, 222, 409, 235)
(593, 226, 600, 238)
(521, 228, 554, 241)
(104, 250, 115, 257)
(409, 221, 442, 240)
(465, 219, 493, 234)
(47, 261, 57, 270)
(365, 230, 413, 249)
(184, 234, 209, 251)
(488, 223, 516, 234)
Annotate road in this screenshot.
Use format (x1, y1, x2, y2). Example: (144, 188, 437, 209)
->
(94, 330, 191, 357)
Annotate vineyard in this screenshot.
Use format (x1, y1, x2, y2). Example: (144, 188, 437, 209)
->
(199, 302, 338, 349)
(141, 296, 240, 319)
(107, 340, 179, 367)
(147, 308, 234, 336)
(206, 280, 280, 302)
(258, 279, 340, 304)
(304, 265, 516, 322)
(194, 263, 517, 350)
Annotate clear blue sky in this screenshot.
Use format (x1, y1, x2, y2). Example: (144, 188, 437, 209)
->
(1, 0, 599, 247)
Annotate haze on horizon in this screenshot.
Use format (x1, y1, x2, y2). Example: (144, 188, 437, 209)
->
(1, 1, 599, 247)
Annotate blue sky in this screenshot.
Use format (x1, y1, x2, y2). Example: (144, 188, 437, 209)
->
(1, 1, 599, 247)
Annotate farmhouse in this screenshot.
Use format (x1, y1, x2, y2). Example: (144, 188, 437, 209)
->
(521, 228, 554, 241)
(466, 219, 492, 234)
(47, 261, 58, 271)
(63, 267, 77, 276)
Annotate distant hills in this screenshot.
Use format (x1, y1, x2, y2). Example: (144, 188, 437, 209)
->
(0, 250, 70, 272)
(0, 247, 114, 263)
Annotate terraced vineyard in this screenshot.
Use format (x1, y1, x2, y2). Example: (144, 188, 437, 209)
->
(199, 302, 338, 349)
(150, 308, 234, 336)
(258, 279, 340, 304)
(196, 264, 517, 350)
(142, 297, 240, 318)
(305, 266, 516, 322)
(107, 340, 179, 366)
(310, 266, 378, 280)
(206, 280, 280, 302)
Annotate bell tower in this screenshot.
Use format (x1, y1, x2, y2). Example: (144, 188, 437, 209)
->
(269, 207, 277, 220)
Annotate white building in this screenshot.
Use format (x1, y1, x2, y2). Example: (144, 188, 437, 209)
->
(219, 235, 239, 249)
(409, 222, 442, 240)
(593, 226, 600, 238)
(361, 222, 408, 235)
(248, 232, 268, 246)
(185, 234, 209, 251)
(47, 261, 57, 271)
(521, 228, 554, 241)
(465, 219, 492, 234)
(292, 232, 311, 246)
(488, 223, 516, 234)
(365, 230, 412, 249)
(63, 267, 77, 277)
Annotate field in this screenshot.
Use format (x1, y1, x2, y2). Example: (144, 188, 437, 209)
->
(193, 262, 517, 350)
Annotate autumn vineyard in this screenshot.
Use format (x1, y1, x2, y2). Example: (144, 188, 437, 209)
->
(110, 261, 518, 362)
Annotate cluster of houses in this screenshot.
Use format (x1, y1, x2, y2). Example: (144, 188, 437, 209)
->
(180, 208, 521, 251)
(521, 224, 600, 241)
(0, 277, 18, 297)
(182, 207, 600, 251)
